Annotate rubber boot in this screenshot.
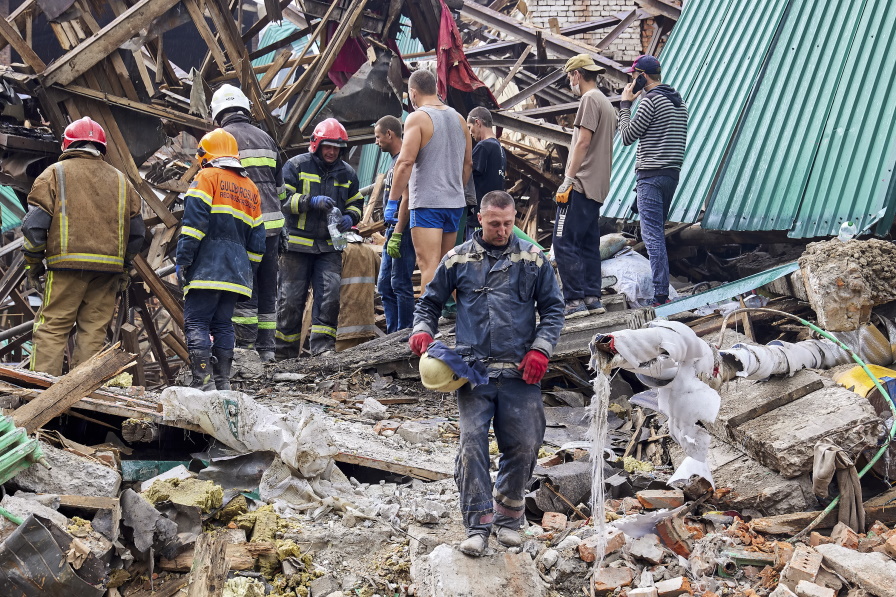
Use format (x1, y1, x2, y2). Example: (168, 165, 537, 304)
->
(189, 350, 215, 391)
(256, 328, 276, 363)
(212, 347, 234, 391)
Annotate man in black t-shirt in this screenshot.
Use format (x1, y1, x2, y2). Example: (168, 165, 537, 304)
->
(466, 107, 506, 237)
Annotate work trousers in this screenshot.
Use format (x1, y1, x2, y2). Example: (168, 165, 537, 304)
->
(377, 227, 416, 334)
(456, 373, 545, 537)
(30, 270, 119, 376)
(233, 234, 279, 352)
(276, 250, 341, 358)
(553, 190, 603, 302)
(183, 289, 240, 352)
(636, 175, 678, 297)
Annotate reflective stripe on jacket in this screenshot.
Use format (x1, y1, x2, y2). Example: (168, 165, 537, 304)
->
(281, 153, 363, 254)
(176, 166, 265, 297)
(23, 150, 143, 273)
(413, 232, 565, 372)
(219, 111, 286, 235)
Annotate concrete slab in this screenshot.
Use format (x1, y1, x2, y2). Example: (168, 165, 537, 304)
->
(670, 437, 816, 515)
(410, 543, 546, 597)
(12, 441, 121, 497)
(815, 544, 896, 597)
(710, 370, 825, 439)
(729, 385, 880, 478)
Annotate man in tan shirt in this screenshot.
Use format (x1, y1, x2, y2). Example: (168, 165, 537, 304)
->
(553, 54, 617, 318)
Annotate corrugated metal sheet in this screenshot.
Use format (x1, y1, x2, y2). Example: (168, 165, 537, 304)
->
(0, 186, 24, 233)
(603, 0, 791, 222)
(602, 0, 896, 238)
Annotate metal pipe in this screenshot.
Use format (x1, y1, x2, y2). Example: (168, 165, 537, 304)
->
(0, 320, 34, 342)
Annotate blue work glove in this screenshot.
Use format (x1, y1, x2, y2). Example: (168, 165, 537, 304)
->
(310, 195, 335, 211)
(383, 199, 400, 225)
(337, 214, 354, 233)
(176, 264, 186, 288)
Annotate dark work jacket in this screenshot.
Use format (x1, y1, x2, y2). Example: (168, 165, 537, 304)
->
(219, 111, 285, 236)
(176, 165, 266, 297)
(413, 232, 564, 377)
(281, 152, 363, 254)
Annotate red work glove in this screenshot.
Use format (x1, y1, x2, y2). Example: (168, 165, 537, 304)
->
(519, 350, 549, 385)
(408, 332, 433, 356)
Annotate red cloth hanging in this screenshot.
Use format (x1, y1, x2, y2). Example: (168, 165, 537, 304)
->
(436, 0, 497, 105)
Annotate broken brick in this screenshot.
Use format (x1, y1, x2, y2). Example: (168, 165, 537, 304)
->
(883, 534, 896, 559)
(654, 576, 692, 597)
(769, 586, 798, 597)
(636, 489, 685, 510)
(541, 512, 567, 531)
(656, 514, 695, 557)
(774, 541, 795, 570)
(794, 580, 835, 597)
(780, 545, 822, 590)
(593, 567, 634, 595)
(831, 522, 859, 550)
(628, 589, 659, 597)
(578, 528, 625, 562)
(809, 532, 834, 548)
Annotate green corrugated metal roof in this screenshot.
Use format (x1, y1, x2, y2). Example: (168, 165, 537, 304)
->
(0, 186, 24, 232)
(603, 0, 896, 238)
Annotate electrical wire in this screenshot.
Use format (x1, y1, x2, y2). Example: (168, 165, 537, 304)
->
(714, 307, 896, 540)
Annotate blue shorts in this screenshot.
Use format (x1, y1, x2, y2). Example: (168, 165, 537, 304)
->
(410, 207, 464, 233)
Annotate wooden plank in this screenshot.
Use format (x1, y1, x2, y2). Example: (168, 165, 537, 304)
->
(494, 45, 531, 98)
(0, 0, 37, 54)
(135, 295, 174, 385)
(0, 9, 46, 72)
(161, 332, 189, 364)
(335, 452, 452, 481)
(11, 345, 135, 433)
(160, 541, 276, 572)
(258, 47, 292, 91)
(41, 0, 182, 87)
(280, 0, 367, 145)
(133, 255, 184, 329)
(183, 0, 228, 73)
(62, 84, 213, 132)
(185, 533, 229, 597)
(361, 173, 386, 224)
(120, 322, 146, 387)
(596, 8, 639, 50)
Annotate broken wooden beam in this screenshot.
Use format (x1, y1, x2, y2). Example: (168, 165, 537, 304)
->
(11, 344, 135, 433)
(335, 452, 451, 481)
(160, 541, 276, 572)
(185, 533, 229, 597)
(41, 0, 182, 87)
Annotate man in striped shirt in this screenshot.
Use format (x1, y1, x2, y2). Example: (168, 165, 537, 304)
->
(618, 55, 688, 306)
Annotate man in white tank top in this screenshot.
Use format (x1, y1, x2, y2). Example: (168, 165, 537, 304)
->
(386, 69, 472, 294)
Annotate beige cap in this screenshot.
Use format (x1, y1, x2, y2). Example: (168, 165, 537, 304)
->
(563, 54, 606, 74)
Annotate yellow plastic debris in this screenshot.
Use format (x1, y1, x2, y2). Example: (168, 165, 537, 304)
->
(833, 365, 896, 397)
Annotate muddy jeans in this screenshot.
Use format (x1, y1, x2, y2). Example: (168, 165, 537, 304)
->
(456, 373, 545, 537)
(636, 175, 677, 297)
(275, 250, 342, 358)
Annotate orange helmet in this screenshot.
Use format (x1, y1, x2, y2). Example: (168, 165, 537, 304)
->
(309, 118, 348, 154)
(63, 117, 106, 152)
(196, 128, 239, 167)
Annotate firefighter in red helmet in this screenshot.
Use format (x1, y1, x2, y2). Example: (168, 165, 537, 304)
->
(21, 116, 145, 375)
(276, 118, 363, 358)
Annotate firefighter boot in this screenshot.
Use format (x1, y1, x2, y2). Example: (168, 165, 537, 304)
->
(189, 350, 215, 391)
(212, 347, 234, 391)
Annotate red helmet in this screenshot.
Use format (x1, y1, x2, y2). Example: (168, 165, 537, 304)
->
(62, 117, 107, 152)
(309, 118, 348, 154)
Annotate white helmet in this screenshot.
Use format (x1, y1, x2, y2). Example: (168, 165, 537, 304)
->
(210, 84, 251, 121)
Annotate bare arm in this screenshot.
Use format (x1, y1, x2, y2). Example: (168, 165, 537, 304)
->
(565, 126, 593, 179)
(389, 111, 425, 202)
(395, 188, 411, 234)
(460, 113, 473, 184)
